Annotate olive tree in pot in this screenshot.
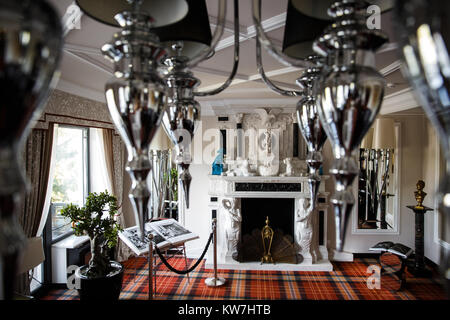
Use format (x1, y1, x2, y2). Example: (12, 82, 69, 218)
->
(61, 191, 123, 300)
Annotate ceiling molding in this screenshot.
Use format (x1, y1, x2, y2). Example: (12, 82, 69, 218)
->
(64, 49, 113, 75)
(199, 96, 299, 116)
(200, 86, 420, 117)
(199, 65, 300, 92)
(377, 42, 399, 53)
(64, 43, 102, 56)
(56, 78, 106, 103)
(215, 12, 286, 52)
(380, 59, 403, 77)
(194, 65, 248, 81)
(208, 15, 249, 38)
(246, 13, 286, 38)
(380, 87, 420, 115)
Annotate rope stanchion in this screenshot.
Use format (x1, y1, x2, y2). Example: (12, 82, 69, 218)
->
(148, 233, 154, 300)
(205, 218, 226, 287)
(154, 231, 213, 274)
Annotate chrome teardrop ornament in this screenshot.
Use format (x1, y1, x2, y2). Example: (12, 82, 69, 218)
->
(296, 57, 327, 208)
(314, 1, 387, 251)
(0, 0, 63, 299)
(103, 8, 167, 241)
(161, 59, 201, 209)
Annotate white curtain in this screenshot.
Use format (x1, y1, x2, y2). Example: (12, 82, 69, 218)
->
(36, 124, 59, 237)
(36, 126, 113, 236)
(89, 128, 113, 194)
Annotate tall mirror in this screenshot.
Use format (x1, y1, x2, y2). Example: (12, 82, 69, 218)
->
(355, 118, 400, 232)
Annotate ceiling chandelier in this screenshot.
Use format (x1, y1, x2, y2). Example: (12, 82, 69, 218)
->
(155, 0, 239, 209)
(393, 0, 450, 294)
(313, 0, 388, 251)
(253, 0, 390, 251)
(254, 0, 328, 213)
(77, 0, 239, 240)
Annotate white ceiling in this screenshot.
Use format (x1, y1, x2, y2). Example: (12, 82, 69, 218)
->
(49, 0, 420, 116)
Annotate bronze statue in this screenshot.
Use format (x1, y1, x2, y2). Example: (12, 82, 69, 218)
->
(414, 180, 427, 209)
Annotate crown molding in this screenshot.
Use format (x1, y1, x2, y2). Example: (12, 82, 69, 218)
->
(56, 78, 106, 103)
(215, 12, 286, 51)
(380, 87, 420, 115)
(380, 60, 402, 77)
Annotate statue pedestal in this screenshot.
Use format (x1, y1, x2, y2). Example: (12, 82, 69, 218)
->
(406, 205, 433, 278)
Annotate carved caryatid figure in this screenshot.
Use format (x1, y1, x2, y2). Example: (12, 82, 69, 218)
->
(222, 198, 242, 256)
(295, 197, 320, 263)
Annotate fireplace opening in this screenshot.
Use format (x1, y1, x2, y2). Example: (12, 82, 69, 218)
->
(240, 198, 294, 239)
(236, 198, 298, 263)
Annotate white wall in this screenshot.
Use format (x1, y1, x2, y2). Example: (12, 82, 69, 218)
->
(422, 119, 446, 264)
(326, 114, 444, 265)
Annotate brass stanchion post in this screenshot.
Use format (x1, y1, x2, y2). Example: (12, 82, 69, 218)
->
(205, 218, 226, 287)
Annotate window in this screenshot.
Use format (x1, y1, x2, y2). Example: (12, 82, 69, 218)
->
(50, 126, 89, 241)
(48, 125, 112, 242)
(34, 125, 112, 291)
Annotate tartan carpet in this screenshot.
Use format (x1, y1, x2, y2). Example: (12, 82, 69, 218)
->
(41, 256, 447, 300)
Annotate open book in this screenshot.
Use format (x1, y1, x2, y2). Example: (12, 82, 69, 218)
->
(119, 219, 199, 256)
(369, 241, 413, 259)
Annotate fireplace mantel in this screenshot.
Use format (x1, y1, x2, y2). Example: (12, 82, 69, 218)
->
(208, 174, 329, 199)
(206, 174, 332, 271)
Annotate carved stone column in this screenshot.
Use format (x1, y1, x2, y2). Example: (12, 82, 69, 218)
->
(235, 113, 244, 159)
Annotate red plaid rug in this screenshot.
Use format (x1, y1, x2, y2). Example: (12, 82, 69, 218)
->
(41, 256, 447, 300)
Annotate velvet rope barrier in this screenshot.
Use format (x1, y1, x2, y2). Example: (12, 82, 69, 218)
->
(154, 231, 213, 275)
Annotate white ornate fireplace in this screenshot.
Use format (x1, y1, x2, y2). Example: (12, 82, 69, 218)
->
(206, 175, 333, 271)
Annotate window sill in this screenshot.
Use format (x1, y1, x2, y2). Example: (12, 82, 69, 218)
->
(52, 234, 89, 249)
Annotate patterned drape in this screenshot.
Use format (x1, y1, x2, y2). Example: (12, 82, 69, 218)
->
(102, 129, 133, 262)
(16, 124, 54, 295)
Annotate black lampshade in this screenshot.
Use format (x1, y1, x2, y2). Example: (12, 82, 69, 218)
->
(282, 0, 329, 59)
(75, 0, 188, 28)
(151, 0, 212, 59)
(290, 0, 395, 20)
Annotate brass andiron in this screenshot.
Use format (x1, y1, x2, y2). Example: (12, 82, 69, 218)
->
(407, 180, 433, 277)
(261, 216, 274, 264)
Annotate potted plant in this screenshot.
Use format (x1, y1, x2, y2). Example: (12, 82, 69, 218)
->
(61, 191, 123, 300)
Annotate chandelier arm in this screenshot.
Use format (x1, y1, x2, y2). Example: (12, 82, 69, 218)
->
(251, 0, 315, 69)
(256, 35, 303, 97)
(186, 0, 227, 69)
(194, 0, 240, 97)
